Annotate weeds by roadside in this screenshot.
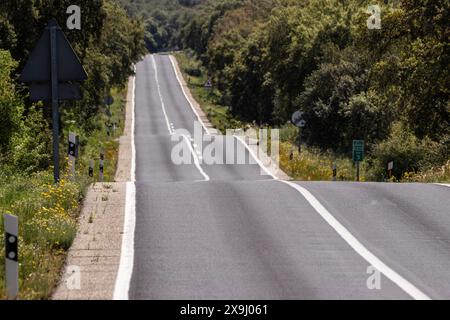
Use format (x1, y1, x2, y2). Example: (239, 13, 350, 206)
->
(0, 87, 126, 299)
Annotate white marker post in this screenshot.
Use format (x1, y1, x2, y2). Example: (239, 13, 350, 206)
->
(89, 160, 94, 178)
(4, 214, 19, 300)
(68, 132, 79, 178)
(99, 151, 105, 182)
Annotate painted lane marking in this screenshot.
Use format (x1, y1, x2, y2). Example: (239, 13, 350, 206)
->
(152, 55, 209, 182)
(152, 55, 173, 134)
(168, 55, 210, 135)
(114, 72, 137, 300)
(233, 136, 276, 180)
(436, 183, 450, 188)
(182, 135, 210, 182)
(279, 180, 431, 300)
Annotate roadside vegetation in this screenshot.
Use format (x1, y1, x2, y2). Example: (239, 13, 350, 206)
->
(157, 0, 449, 182)
(0, 0, 145, 299)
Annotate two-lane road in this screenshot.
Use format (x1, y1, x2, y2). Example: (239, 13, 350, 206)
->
(117, 54, 450, 300)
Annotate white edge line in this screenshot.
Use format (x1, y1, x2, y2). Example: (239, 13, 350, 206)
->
(168, 55, 210, 135)
(152, 55, 173, 134)
(435, 183, 450, 188)
(234, 135, 276, 180)
(280, 180, 431, 301)
(182, 134, 210, 181)
(113, 70, 137, 300)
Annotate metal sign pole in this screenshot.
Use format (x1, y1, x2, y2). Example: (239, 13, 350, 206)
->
(298, 129, 302, 154)
(50, 25, 60, 183)
(4, 214, 19, 300)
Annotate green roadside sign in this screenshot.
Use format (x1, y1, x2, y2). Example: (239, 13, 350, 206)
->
(353, 140, 364, 162)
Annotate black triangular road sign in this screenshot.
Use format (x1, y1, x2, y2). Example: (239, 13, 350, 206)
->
(20, 19, 87, 82)
(30, 83, 81, 101)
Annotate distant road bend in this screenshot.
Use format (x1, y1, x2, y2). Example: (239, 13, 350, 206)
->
(114, 54, 450, 300)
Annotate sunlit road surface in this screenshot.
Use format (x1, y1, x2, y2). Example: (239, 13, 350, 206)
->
(124, 54, 450, 300)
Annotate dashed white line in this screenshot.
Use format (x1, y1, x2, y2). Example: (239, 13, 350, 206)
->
(279, 180, 431, 301)
(152, 55, 209, 181)
(182, 135, 210, 181)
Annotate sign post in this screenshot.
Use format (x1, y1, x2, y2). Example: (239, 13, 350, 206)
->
(50, 25, 60, 182)
(4, 214, 19, 300)
(291, 111, 307, 154)
(19, 19, 88, 183)
(388, 161, 394, 179)
(353, 140, 365, 182)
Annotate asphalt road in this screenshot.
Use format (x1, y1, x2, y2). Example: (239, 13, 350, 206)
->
(127, 54, 450, 300)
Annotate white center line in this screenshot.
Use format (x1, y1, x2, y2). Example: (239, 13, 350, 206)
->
(182, 134, 210, 182)
(152, 55, 173, 135)
(152, 55, 209, 182)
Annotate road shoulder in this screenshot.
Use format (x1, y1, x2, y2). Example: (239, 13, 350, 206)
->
(52, 76, 134, 300)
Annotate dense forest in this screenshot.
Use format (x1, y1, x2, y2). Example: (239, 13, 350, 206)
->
(122, 0, 449, 180)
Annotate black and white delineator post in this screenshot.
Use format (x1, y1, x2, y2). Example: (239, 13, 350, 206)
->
(89, 160, 94, 178)
(68, 132, 79, 177)
(332, 162, 337, 181)
(4, 214, 19, 300)
(99, 152, 105, 182)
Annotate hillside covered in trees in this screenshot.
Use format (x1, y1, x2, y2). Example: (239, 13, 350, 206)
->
(122, 0, 449, 180)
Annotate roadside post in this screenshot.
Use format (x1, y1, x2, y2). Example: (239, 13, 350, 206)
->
(291, 111, 307, 154)
(99, 151, 105, 182)
(4, 214, 19, 300)
(68, 132, 79, 177)
(353, 140, 365, 182)
(332, 162, 337, 181)
(388, 161, 394, 180)
(89, 160, 94, 178)
(19, 19, 88, 184)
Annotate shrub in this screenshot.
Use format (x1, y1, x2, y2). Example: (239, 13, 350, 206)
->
(368, 122, 441, 180)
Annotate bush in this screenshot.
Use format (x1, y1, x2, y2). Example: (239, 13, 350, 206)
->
(368, 122, 441, 180)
